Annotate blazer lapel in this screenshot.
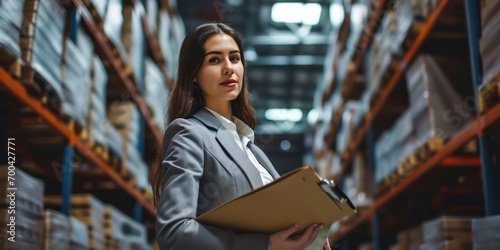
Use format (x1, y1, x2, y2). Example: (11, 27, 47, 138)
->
(215, 127, 264, 189)
(248, 142, 280, 180)
(192, 109, 264, 189)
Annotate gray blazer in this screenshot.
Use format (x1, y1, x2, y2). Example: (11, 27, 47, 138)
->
(157, 108, 280, 250)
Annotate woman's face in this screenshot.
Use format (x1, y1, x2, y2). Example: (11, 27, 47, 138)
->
(196, 33, 244, 110)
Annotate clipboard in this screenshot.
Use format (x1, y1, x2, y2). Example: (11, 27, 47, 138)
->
(196, 166, 357, 233)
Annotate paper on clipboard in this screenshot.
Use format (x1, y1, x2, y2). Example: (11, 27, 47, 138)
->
(196, 166, 357, 234)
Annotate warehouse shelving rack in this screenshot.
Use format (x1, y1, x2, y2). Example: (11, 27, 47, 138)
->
(0, 0, 178, 231)
(317, 0, 500, 248)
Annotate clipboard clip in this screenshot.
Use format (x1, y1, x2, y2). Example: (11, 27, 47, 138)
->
(319, 180, 356, 211)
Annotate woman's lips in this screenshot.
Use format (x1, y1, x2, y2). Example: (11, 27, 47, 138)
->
(220, 79, 237, 87)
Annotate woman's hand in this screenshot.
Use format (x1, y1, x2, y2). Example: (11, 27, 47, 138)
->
(323, 239, 331, 250)
(269, 224, 323, 250)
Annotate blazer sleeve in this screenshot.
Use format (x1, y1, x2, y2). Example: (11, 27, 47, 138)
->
(156, 118, 270, 250)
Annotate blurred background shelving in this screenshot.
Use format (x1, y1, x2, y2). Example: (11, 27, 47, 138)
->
(1, 0, 499, 249)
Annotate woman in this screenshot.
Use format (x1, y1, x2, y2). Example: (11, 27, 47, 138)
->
(151, 23, 330, 250)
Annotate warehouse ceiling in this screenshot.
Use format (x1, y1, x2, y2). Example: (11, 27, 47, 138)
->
(176, 0, 332, 135)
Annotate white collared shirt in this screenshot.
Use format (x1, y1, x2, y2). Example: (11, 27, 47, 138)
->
(205, 107, 274, 186)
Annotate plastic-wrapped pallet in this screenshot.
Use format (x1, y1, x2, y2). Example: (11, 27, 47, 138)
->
(126, 142, 150, 190)
(69, 216, 89, 250)
(394, 111, 416, 163)
(104, 0, 127, 61)
(106, 121, 125, 161)
(108, 102, 142, 150)
(61, 39, 92, 128)
(87, 55, 108, 148)
(144, 58, 169, 129)
(145, 0, 158, 34)
(418, 216, 472, 250)
(104, 205, 149, 250)
(392, 0, 426, 57)
(122, 3, 146, 92)
(405, 54, 473, 148)
(472, 215, 500, 250)
(0, 0, 25, 57)
(336, 101, 360, 155)
(20, 0, 65, 100)
(479, 0, 500, 86)
(158, 10, 172, 78)
(167, 15, 186, 79)
(0, 166, 44, 249)
(45, 194, 106, 250)
(43, 210, 69, 250)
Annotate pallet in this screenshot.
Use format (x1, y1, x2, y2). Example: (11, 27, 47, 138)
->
(0, 47, 23, 79)
(81, 0, 105, 31)
(20, 64, 63, 114)
(86, 138, 109, 162)
(478, 72, 500, 114)
(60, 114, 86, 140)
(376, 137, 445, 196)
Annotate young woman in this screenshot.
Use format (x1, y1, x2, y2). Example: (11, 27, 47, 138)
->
(151, 23, 330, 250)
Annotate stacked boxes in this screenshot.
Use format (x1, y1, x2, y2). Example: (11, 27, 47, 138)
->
(106, 121, 125, 162)
(108, 102, 149, 190)
(61, 38, 92, 127)
(391, 0, 426, 58)
(375, 54, 473, 187)
(158, 10, 185, 80)
(43, 210, 69, 250)
(157, 10, 172, 79)
(365, 11, 397, 104)
(336, 101, 360, 155)
(0, 167, 44, 249)
(145, 0, 158, 34)
(122, 3, 146, 92)
(472, 215, 500, 249)
(335, 0, 370, 89)
(418, 217, 472, 249)
(20, 0, 65, 99)
(87, 55, 108, 148)
(104, 0, 127, 61)
(389, 226, 423, 250)
(45, 194, 106, 250)
(0, 0, 25, 57)
(69, 216, 89, 250)
(405, 54, 472, 147)
(104, 205, 150, 250)
(144, 58, 169, 129)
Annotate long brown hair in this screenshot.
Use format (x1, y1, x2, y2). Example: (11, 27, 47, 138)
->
(150, 23, 256, 207)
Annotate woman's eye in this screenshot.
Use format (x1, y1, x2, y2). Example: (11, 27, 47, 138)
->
(230, 56, 240, 62)
(208, 57, 220, 63)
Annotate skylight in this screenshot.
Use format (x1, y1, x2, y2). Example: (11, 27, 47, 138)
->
(271, 3, 322, 25)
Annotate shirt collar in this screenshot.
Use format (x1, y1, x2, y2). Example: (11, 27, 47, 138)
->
(204, 107, 255, 143)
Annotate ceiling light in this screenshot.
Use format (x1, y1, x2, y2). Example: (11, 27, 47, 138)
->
(265, 108, 303, 122)
(271, 3, 322, 25)
(307, 109, 319, 124)
(330, 3, 344, 27)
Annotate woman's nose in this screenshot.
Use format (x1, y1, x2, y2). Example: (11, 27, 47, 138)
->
(222, 59, 234, 75)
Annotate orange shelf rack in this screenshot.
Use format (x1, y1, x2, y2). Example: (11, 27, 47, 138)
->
(0, 67, 157, 216)
(72, 0, 161, 140)
(338, 0, 452, 175)
(324, 0, 388, 147)
(331, 103, 500, 242)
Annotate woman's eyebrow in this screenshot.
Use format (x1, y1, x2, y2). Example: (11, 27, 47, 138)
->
(205, 50, 240, 56)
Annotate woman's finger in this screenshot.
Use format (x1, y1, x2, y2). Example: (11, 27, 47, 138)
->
(323, 239, 331, 250)
(281, 224, 300, 238)
(304, 224, 323, 246)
